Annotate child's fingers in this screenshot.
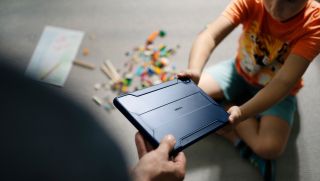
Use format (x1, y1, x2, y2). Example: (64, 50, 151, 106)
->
(228, 114, 235, 124)
(177, 73, 185, 78)
(178, 70, 201, 84)
(227, 108, 235, 123)
(227, 106, 242, 124)
(177, 72, 191, 78)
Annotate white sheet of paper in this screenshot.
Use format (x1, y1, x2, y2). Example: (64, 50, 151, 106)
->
(26, 26, 84, 86)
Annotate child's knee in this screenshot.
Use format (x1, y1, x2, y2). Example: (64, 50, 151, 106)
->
(198, 73, 225, 100)
(253, 140, 285, 159)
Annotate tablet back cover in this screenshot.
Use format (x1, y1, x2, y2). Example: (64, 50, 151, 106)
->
(113, 79, 229, 154)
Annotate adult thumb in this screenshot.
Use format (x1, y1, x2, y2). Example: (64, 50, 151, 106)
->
(157, 135, 176, 156)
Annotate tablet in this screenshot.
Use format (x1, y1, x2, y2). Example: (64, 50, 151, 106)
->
(113, 78, 229, 155)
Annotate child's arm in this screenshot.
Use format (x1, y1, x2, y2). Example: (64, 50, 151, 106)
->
(228, 54, 311, 124)
(178, 15, 237, 84)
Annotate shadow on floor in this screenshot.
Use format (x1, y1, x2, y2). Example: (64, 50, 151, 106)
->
(185, 110, 301, 181)
(276, 108, 301, 181)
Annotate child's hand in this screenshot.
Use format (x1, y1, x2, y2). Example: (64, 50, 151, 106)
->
(227, 106, 242, 125)
(177, 69, 201, 85)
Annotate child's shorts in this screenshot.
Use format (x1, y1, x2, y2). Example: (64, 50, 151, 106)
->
(204, 59, 297, 126)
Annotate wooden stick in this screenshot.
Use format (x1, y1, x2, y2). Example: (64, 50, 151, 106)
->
(73, 60, 95, 69)
(92, 96, 103, 106)
(101, 64, 115, 81)
(104, 60, 121, 81)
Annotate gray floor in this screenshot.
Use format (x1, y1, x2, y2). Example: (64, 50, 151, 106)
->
(1, 0, 320, 180)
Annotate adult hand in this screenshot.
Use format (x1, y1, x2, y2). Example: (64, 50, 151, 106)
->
(132, 133, 186, 181)
(134, 132, 154, 159)
(177, 69, 201, 85)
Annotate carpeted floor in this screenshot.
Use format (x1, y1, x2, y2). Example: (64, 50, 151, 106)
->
(1, 0, 319, 180)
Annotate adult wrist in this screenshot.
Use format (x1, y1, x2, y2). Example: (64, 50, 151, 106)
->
(131, 166, 150, 181)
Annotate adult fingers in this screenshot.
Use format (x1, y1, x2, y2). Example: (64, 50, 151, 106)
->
(157, 135, 176, 156)
(135, 132, 148, 159)
(142, 134, 154, 152)
(173, 152, 187, 169)
(167, 152, 186, 180)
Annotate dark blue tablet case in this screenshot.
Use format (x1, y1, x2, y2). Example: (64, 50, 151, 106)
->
(113, 78, 229, 154)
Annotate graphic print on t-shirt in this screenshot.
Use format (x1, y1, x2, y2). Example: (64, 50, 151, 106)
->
(237, 21, 290, 85)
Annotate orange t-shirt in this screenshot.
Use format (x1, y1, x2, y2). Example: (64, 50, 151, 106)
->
(222, 0, 320, 94)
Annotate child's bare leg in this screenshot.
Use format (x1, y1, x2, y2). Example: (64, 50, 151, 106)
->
(199, 72, 291, 159)
(216, 103, 241, 143)
(235, 116, 291, 159)
(199, 72, 280, 178)
(198, 73, 241, 143)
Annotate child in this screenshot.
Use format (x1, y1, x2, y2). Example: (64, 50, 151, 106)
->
(178, 0, 320, 180)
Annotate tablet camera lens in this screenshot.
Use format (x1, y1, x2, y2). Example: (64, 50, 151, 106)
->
(183, 79, 191, 83)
